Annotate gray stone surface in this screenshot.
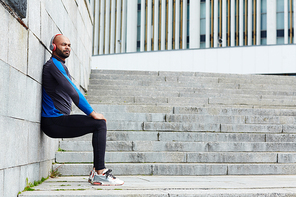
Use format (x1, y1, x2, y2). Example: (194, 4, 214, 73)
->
(245, 115, 296, 124)
(0, 60, 9, 116)
(209, 97, 296, 107)
(54, 162, 296, 176)
(7, 66, 27, 120)
(159, 132, 266, 142)
(0, 5, 9, 63)
(60, 141, 133, 152)
(208, 142, 296, 152)
(153, 163, 227, 175)
(40, 2, 56, 49)
(25, 77, 42, 122)
(28, 122, 42, 164)
(266, 134, 296, 142)
(1, 0, 93, 196)
(187, 152, 277, 163)
(55, 69, 296, 180)
(143, 122, 220, 131)
(27, 0, 41, 37)
(56, 152, 188, 163)
(102, 112, 165, 122)
(283, 125, 296, 133)
(7, 13, 28, 74)
(107, 131, 159, 141)
(0, 170, 3, 197)
(0, 117, 29, 169)
(17, 175, 296, 196)
(3, 166, 20, 197)
(27, 31, 46, 83)
(278, 153, 296, 163)
(166, 114, 246, 124)
(107, 121, 143, 131)
(221, 124, 282, 133)
(228, 164, 296, 175)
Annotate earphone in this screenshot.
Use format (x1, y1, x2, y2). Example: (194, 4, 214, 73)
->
(49, 34, 62, 51)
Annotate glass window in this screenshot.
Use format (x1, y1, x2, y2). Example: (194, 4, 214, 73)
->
(261, 0, 267, 13)
(261, 14, 267, 31)
(200, 42, 206, 49)
(200, 19, 206, 34)
(277, 37, 284, 44)
(277, 12, 284, 29)
(261, 38, 267, 45)
(277, 0, 285, 12)
(200, 2, 206, 43)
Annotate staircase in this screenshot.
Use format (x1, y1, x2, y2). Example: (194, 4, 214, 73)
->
(54, 70, 296, 176)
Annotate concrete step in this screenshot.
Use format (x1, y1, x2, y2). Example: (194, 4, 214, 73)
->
(72, 104, 296, 115)
(55, 151, 296, 163)
(91, 69, 296, 81)
(173, 106, 296, 115)
(88, 89, 182, 97)
(53, 163, 296, 176)
(57, 120, 292, 132)
(86, 94, 296, 107)
(142, 122, 286, 133)
(60, 141, 296, 152)
(72, 110, 296, 124)
(103, 112, 165, 122)
(56, 151, 296, 165)
(166, 114, 296, 124)
(88, 88, 296, 100)
(209, 96, 296, 107)
(18, 175, 296, 197)
(86, 95, 209, 105)
(89, 84, 296, 97)
(63, 131, 273, 142)
(90, 71, 296, 85)
(91, 69, 159, 75)
(89, 77, 219, 87)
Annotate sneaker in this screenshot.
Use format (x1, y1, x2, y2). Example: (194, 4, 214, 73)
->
(91, 169, 124, 186)
(88, 169, 95, 183)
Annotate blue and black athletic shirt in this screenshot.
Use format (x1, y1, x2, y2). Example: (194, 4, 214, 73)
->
(41, 55, 94, 117)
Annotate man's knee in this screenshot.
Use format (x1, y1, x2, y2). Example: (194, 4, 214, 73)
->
(96, 120, 107, 130)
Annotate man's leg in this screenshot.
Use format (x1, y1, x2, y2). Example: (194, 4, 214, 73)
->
(41, 115, 107, 170)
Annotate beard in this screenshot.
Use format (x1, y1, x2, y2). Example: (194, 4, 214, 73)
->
(55, 46, 70, 59)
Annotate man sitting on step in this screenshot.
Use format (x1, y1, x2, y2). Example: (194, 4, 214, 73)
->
(41, 34, 124, 186)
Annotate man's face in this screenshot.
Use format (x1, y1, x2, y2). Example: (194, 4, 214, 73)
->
(53, 35, 71, 59)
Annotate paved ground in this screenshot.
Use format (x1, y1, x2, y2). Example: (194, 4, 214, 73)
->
(19, 175, 296, 196)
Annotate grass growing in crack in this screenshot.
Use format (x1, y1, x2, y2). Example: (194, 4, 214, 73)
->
(50, 164, 63, 178)
(19, 177, 49, 195)
(58, 148, 66, 152)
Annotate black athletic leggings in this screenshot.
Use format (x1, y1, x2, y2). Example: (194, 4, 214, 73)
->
(41, 115, 107, 170)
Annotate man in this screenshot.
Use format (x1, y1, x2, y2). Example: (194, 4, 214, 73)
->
(41, 34, 124, 186)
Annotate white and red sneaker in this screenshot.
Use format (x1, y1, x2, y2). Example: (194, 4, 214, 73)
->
(88, 169, 95, 183)
(91, 169, 124, 186)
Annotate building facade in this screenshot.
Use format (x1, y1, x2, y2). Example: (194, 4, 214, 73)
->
(91, 0, 296, 74)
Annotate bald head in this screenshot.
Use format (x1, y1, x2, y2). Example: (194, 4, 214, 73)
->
(52, 34, 71, 60)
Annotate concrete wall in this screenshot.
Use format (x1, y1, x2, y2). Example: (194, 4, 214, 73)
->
(0, 0, 93, 196)
(92, 44, 296, 75)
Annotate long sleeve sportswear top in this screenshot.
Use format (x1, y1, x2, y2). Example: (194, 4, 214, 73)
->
(41, 56, 93, 117)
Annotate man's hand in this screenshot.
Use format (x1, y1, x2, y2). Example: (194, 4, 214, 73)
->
(90, 111, 106, 122)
